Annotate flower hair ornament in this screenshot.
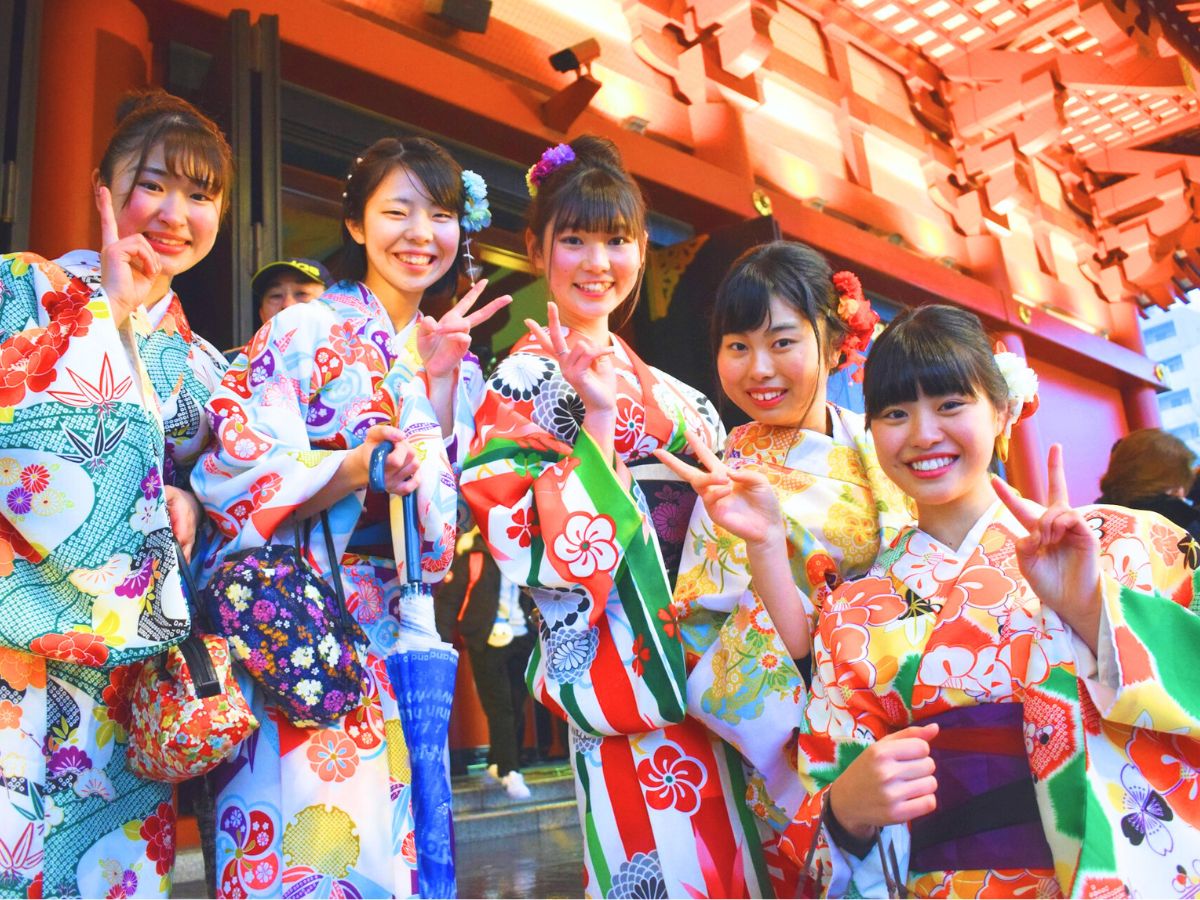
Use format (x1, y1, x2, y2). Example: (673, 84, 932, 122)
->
(525, 143, 575, 197)
(831, 271, 879, 383)
(992, 341, 1040, 463)
(460, 170, 491, 283)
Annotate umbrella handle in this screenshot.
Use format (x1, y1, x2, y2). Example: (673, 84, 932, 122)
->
(368, 440, 393, 493)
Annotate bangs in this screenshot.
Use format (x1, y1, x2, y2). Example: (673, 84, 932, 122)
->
(863, 311, 997, 420)
(402, 153, 463, 214)
(154, 121, 231, 195)
(711, 264, 775, 345)
(551, 172, 642, 236)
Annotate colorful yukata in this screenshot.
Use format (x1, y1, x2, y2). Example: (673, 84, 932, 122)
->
(0, 253, 193, 898)
(672, 407, 911, 895)
(462, 331, 789, 899)
(792, 499, 1200, 898)
(192, 281, 469, 899)
(55, 250, 227, 489)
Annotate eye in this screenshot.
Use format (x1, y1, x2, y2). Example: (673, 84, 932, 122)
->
(938, 397, 967, 412)
(190, 191, 215, 203)
(559, 234, 583, 246)
(608, 234, 631, 246)
(773, 338, 795, 350)
(723, 340, 748, 352)
(137, 180, 163, 193)
(879, 407, 907, 421)
(432, 210, 454, 222)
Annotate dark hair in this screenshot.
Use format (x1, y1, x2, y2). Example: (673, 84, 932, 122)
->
(1099, 428, 1195, 503)
(710, 241, 848, 364)
(526, 135, 647, 327)
(98, 89, 234, 216)
(863, 304, 1007, 423)
(339, 136, 466, 297)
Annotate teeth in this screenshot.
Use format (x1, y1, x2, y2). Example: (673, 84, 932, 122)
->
(910, 456, 955, 471)
(750, 390, 783, 401)
(576, 282, 612, 295)
(397, 254, 433, 265)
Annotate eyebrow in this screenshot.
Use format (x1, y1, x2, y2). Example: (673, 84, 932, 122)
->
(766, 321, 801, 333)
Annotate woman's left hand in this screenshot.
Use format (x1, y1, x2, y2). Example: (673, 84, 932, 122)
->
(992, 444, 1103, 644)
(417, 279, 512, 380)
(164, 485, 205, 561)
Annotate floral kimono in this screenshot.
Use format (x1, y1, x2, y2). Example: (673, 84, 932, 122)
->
(0, 253, 193, 898)
(192, 281, 469, 898)
(672, 408, 911, 894)
(461, 331, 784, 899)
(55, 250, 227, 489)
(792, 499, 1200, 898)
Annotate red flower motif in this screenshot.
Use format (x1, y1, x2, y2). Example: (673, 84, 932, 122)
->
(636, 743, 706, 815)
(505, 507, 540, 548)
(18, 466, 48, 495)
(0, 334, 61, 408)
(630, 634, 651, 677)
(29, 631, 109, 666)
(140, 802, 176, 876)
(656, 605, 679, 640)
(102, 665, 137, 729)
(805, 553, 837, 591)
(401, 830, 417, 865)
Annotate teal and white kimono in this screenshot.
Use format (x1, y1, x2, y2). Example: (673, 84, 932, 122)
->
(0, 252, 200, 898)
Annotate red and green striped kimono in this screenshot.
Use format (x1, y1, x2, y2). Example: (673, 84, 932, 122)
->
(462, 332, 778, 898)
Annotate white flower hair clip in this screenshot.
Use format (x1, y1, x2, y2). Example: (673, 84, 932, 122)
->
(993, 342, 1039, 461)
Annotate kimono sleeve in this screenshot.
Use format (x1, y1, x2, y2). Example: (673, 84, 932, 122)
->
(191, 307, 349, 558)
(460, 376, 687, 735)
(1082, 506, 1200, 735)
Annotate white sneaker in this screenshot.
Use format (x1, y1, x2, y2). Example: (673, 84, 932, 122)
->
(485, 763, 500, 782)
(501, 770, 531, 800)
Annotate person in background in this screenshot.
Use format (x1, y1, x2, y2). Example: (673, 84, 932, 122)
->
(1097, 427, 1200, 538)
(223, 257, 330, 360)
(439, 529, 536, 800)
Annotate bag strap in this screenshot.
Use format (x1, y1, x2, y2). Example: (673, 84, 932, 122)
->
(172, 539, 221, 697)
(317, 510, 360, 632)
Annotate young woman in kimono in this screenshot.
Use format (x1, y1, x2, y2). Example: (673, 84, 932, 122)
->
(0, 92, 233, 897)
(654, 241, 912, 896)
(789, 304, 1200, 897)
(459, 137, 764, 898)
(192, 136, 508, 899)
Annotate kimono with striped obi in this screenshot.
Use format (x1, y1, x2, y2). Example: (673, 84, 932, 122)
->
(192, 281, 472, 898)
(463, 331, 807, 899)
(0, 253, 194, 898)
(671, 407, 911, 895)
(791, 499, 1200, 898)
(55, 250, 227, 489)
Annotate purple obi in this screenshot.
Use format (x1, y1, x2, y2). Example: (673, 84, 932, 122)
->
(909, 703, 1055, 873)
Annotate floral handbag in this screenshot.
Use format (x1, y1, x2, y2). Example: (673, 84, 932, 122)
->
(200, 512, 370, 727)
(126, 545, 259, 783)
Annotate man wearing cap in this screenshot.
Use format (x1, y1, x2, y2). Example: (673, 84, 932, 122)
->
(225, 257, 330, 360)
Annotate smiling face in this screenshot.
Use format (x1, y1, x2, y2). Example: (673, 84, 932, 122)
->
(871, 389, 1009, 527)
(716, 294, 831, 429)
(529, 223, 644, 336)
(106, 143, 223, 283)
(346, 165, 460, 315)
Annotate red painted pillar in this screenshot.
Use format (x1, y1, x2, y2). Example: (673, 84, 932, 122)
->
(28, 0, 151, 257)
(998, 331, 1047, 504)
(1124, 385, 1162, 431)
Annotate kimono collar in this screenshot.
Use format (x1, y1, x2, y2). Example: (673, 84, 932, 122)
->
(894, 497, 1007, 581)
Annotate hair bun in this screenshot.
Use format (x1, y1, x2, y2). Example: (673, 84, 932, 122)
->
(114, 88, 192, 126)
(570, 135, 624, 171)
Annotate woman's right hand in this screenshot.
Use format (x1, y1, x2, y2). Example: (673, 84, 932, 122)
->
(827, 722, 939, 840)
(96, 184, 161, 325)
(354, 425, 420, 495)
(525, 302, 616, 416)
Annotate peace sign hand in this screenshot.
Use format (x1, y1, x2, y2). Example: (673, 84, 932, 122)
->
(96, 185, 162, 325)
(992, 444, 1103, 647)
(525, 302, 616, 416)
(653, 430, 783, 548)
(417, 278, 512, 380)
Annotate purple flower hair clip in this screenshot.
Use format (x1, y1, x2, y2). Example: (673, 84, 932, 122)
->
(525, 143, 576, 198)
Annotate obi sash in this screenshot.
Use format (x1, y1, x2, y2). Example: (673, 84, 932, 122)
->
(909, 702, 1054, 873)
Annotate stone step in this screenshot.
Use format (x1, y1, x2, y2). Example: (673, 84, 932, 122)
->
(454, 798, 579, 844)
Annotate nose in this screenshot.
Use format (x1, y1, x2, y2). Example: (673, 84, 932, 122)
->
(158, 189, 186, 227)
(748, 347, 774, 380)
(582, 241, 610, 272)
(910, 407, 944, 447)
(404, 209, 433, 243)
(280, 288, 300, 310)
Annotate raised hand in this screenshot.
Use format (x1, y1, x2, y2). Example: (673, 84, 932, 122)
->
(828, 722, 940, 840)
(992, 444, 1103, 648)
(164, 485, 204, 561)
(96, 184, 162, 325)
(417, 278, 512, 380)
(524, 302, 616, 416)
(653, 430, 782, 547)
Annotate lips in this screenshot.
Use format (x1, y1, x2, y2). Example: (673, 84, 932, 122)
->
(906, 455, 958, 479)
(746, 388, 786, 409)
(144, 232, 189, 255)
(393, 252, 436, 268)
(573, 281, 615, 297)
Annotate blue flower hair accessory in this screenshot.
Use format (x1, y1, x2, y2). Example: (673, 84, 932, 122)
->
(460, 170, 491, 233)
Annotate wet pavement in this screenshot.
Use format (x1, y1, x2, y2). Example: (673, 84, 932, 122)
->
(457, 824, 584, 899)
